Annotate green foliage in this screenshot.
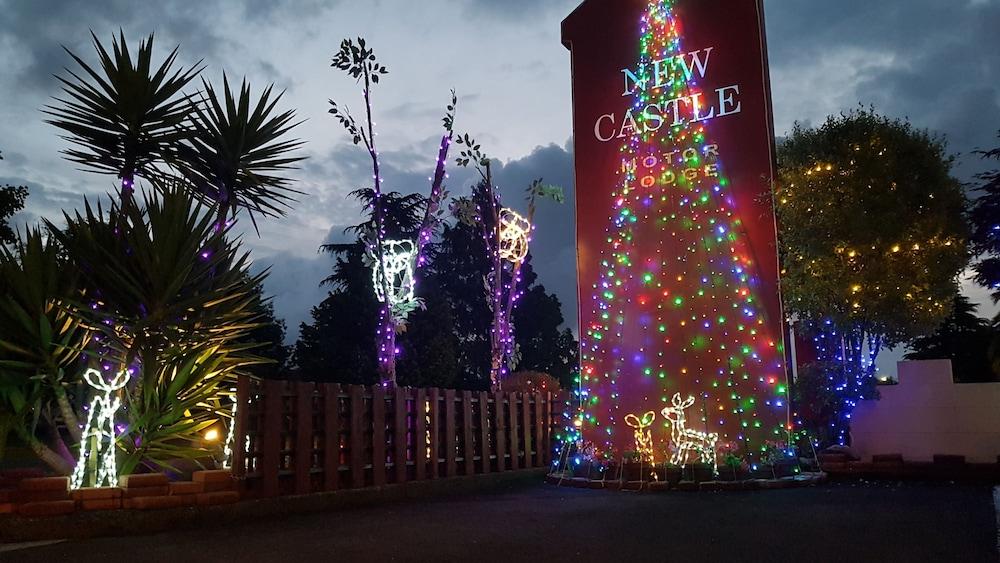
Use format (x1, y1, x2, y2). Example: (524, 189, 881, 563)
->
(905, 295, 998, 382)
(792, 362, 857, 447)
(48, 186, 268, 472)
(970, 133, 1000, 302)
(118, 345, 240, 475)
(330, 37, 387, 84)
(43, 31, 201, 184)
(0, 227, 90, 472)
(0, 184, 27, 245)
(776, 108, 969, 347)
(0, 151, 29, 245)
(177, 75, 305, 225)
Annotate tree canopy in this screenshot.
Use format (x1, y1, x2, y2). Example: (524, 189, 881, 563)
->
(905, 295, 997, 383)
(776, 108, 969, 349)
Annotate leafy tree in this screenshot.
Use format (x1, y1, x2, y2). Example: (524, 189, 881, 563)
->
(327, 38, 457, 385)
(790, 362, 842, 447)
(776, 108, 969, 442)
(50, 186, 267, 473)
(0, 228, 91, 473)
(295, 188, 425, 384)
(242, 281, 291, 380)
(0, 151, 29, 245)
(396, 289, 461, 389)
(294, 244, 380, 385)
(44, 31, 202, 212)
(970, 132, 1000, 302)
(512, 281, 578, 389)
(905, 295, 997, 382)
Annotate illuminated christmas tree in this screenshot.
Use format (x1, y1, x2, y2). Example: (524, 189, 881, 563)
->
(577, 0, 789, 468)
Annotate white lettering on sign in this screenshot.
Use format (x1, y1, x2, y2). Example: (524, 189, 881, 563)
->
(595, 46, 744, 142)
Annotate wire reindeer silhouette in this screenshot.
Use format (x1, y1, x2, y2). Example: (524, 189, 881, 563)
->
(624, 410, 657, 479)
(71, 368, 130, 489)
(661, 393, 718, 472)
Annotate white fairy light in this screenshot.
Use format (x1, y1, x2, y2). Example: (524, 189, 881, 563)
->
(371, 239, 417, 307)
(498, 208, 531, 264)
(70, 368, 130, 490)
(661, 393, 719, 472)
(222, 392, 237, 469)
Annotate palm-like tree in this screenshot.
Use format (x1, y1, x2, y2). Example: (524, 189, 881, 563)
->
(0, 228, 92, 474)
(45, 31, 202, 211)
(176, 75, 305, 231)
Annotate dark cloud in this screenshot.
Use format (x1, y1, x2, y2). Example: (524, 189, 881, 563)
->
(0, 0, 231, 93)
(461, 0, 578, 21)
(765, 0, 1000, 179)
(489, 142, 578, 330)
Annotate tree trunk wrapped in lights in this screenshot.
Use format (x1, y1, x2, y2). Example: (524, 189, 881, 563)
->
(329, 38, 457, 386)
(454, 140, 564, 390)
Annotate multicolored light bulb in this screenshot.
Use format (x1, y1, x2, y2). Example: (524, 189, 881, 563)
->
(576, 0, 789, 466)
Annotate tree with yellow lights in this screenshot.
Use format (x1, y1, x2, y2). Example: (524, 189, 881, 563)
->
(776, 108, 969, 443)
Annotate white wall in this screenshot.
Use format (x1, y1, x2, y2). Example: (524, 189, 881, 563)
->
(850, 360, 1000, 463)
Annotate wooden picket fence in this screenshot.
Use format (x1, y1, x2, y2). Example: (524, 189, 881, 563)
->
(230, 376, 556, 498)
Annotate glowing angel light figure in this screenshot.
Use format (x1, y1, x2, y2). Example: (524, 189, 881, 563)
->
(71, 368, 130, 489)
(498, 208, 531, 264)
(371, 239, 418, 313)
(661, 393, 718, 472)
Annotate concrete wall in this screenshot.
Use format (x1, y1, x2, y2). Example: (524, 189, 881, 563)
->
(850, 360, 1000, 463)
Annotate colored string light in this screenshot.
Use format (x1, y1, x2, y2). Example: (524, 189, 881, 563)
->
(574, 0, 788, 468)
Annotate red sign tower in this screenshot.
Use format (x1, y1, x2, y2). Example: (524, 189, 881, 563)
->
(563, 0, 789, 466)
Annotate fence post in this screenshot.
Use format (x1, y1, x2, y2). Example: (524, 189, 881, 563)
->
(323, 383, 341, 491)
(372, 385, 387, 487)
(522, 392, 533, 468)
(493, 391, 507, 471)
(295, 382, 314, 494)
(349, 385, 365, 489)
(508, 392, 520, 471)
(533, 392, 544, 467)
(394, 387, 408, 484)
(429, 388, 441, 479)
(444, 389, 457, 478)
(478, 391, 491, 474)
(462, 391, 475, 475)
(261, 379, 284, 497)
(231, 375, 251, 479)
(416, 388, 428, 481)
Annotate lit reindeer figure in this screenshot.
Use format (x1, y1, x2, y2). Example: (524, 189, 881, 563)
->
(71, 368, 130, 489)
(624, 411, 656, 467)
(661, 393, 718, 472)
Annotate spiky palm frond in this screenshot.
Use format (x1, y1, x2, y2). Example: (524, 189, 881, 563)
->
(176, 75, 305, 226)
(44, 31, 202, 186)
(0, 228, 90, 378)
(0, 228, 91, 472)
(47, 182, 267, 368)
(118, 344, 255, 475)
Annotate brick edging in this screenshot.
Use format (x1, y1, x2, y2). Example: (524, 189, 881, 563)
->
(0, 468, 549, 544)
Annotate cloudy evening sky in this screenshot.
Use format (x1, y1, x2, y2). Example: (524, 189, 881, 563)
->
(1, 0, 998, 370)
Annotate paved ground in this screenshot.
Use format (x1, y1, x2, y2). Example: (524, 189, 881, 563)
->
(7, 481, 998, 562)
